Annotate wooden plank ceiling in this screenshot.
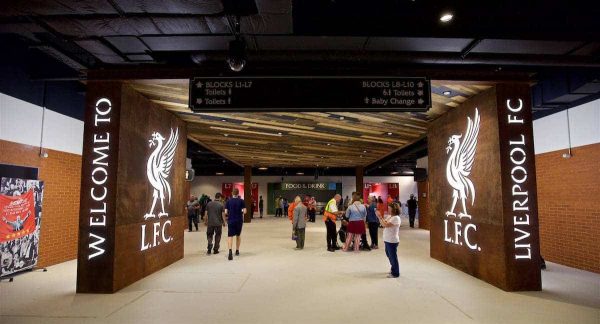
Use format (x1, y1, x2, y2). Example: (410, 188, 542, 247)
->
(128, 80, 492, 168)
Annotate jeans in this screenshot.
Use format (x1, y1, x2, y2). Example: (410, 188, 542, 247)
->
(188, 214, 198, 231)
(368, 222, 379, 246)
(409, 211, 416, 227)
(206, 225, 222, 252)
(295, 228, 305, 249)
(385, 242, 400, 277)
(325, 219, 337, 249)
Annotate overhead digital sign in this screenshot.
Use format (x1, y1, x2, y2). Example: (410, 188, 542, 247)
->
(189, 76, 431, 112)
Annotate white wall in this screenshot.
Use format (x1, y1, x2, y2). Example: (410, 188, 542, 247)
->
(533, 98, 600, 154)
(190, 175, 418, 214)
(0, 92, 84, 155)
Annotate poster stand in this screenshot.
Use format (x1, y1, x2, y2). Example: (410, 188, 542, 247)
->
(0, 267, 47, 282)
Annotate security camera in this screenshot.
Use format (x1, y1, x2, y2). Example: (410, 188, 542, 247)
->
(227, 38, 247, 72)
(227, 56, 246, 72)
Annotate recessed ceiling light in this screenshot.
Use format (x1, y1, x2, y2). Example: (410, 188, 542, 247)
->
(216, 172, 224, 175)
(326, 143, 331, 146)
(258, 167, 268, 170)
(224, 133, 229, 137)
(443, 90, 452, 96)
(339, 116, 345, 120)
(235, 143, 239, 146)
(277, 132, 282, 135)
(320, 156, 324, 159)
(363, 150, 367, 153)
(387, 132, 393, 136)
(360, 155, 364, 158)
(221, 119, 227, 122)
(440, 13, 453, 23)
(296, 172, 304, 175)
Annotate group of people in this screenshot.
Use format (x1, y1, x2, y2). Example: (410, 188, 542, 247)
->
(323, 193, 402, 278)
(185, 188, 247, 261)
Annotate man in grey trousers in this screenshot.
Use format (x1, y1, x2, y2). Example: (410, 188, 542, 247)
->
(292, 196, 308, 249)
(205, 193, 226, 255)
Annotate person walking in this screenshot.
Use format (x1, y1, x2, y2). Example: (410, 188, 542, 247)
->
(225, 188, 246, 261)
(307, 196, 316, 222)
(366, 196, 380, 249)
(292, 196, 308, 249)
(259, 196, 264, 218)
(324, 194, 342, 252)
(186, 195, 200, 232)
(407, 194, 418, 228)
(380, 202, 401, 278)
(205, 193, 226, 255)
(343, 192, 367, 252)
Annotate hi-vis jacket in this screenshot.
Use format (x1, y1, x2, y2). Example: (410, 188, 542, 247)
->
(323, 198, 338, 222)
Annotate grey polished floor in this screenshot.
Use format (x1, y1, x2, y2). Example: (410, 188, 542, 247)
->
(1, 216, 599, 324)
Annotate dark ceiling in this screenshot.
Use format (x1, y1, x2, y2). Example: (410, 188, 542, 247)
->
(1, 0, 599, 176)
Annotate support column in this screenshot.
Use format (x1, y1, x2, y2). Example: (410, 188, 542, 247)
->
(244, 166, 252, 223)
(355, 166, 364, 197)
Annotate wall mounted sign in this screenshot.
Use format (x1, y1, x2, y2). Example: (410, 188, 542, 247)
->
(77, 83, 186, 294)
(443, 108, 481, 251)
(429, 84, 541, 292)
(189, 76, 431, 112)
(77, 82, 122, 293)
(141, 128, 179, 251)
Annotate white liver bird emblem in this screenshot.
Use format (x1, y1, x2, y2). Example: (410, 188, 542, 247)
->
(445, 108, 480, 219)
(144, 128, 179, 220)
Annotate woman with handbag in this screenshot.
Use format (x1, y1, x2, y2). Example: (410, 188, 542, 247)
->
(343, 192, 367, 252)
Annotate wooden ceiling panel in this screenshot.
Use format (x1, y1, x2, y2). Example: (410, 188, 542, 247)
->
(129, 80, 493, 167)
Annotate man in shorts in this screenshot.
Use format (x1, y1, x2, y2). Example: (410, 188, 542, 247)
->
(225, 188, 246, 260)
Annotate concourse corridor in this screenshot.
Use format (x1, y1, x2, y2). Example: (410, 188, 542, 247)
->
(1, 217, 598, 324)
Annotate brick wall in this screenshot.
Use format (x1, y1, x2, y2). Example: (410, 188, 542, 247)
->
(0, 139, 81, 267)
(536, 142, 600, 273)
(417, 180, 430, 230)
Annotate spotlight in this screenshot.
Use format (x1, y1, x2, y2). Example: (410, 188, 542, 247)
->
(440, 13, 454, 23)
(227, 38, 247, 72)
(562, 153, 572, 159)
(443, 91, 452, 96)
(258, 167, 268, 170)
(387, 132, 393, 136)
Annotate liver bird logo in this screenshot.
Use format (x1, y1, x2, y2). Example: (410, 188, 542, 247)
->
(445, 109, 480, 219)
(144, 128, 179, 220)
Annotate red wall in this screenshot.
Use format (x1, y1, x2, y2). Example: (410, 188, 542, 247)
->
(536, 143, 600, 273)
(0, 139, 81, 267)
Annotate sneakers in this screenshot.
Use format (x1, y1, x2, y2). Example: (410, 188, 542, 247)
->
(235, 250, 240, 256)
(228, 250, 233, 260)
(207, 249, 211, 255)
(327, 248, 335, 252)
(213, 250, 219, 255)
(207, 244, 213, 255)
(386, 274, 399, 278)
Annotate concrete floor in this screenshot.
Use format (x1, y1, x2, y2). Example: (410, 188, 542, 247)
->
(1, 217, 599, 324)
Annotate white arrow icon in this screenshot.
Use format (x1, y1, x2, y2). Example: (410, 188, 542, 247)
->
(418, 98, 424, 105)
(196, 81, 204, 88)
(196, 98, 203, 104)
